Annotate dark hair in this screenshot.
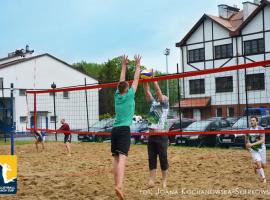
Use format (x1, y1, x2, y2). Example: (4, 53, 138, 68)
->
(118, 81, 129, 94)
(250, 116, 259, 122)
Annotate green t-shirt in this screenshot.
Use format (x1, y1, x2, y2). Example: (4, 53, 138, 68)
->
(113, 87, 135, 127)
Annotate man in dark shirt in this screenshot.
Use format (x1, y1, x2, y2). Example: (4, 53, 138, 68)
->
(59, 119, 71, 156)
(143, 80, 169, 189)
(33, 130, 45, 152)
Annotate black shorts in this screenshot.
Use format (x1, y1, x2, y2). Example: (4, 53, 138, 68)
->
(35, 133, 43, 142)
(111, 126, 131, 156)
(64, 134, 72, 143)
(35, 135, 43, 142)
(148, 136, 169, 171)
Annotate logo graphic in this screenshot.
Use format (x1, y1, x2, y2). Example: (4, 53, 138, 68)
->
(0, 155, 17, 194)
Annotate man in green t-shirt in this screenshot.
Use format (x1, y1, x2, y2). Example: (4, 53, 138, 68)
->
(112, 54, 141, 200)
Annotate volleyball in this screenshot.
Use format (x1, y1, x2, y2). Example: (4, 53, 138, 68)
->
(140, 69, 154, 79)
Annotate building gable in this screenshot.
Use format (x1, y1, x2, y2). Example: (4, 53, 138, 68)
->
(0, 53, 97, 82)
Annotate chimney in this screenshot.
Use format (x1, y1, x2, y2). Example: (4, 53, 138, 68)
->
(26, 44, 29, 52)
(218, 4, 240, 19)
(243, 1, 259, 20)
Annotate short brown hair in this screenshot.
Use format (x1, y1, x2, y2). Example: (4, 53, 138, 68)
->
(250, 116, 259, 122)
(118, 81, 129, 94)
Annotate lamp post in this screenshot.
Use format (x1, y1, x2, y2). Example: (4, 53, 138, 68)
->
(51, 82, 57, 141)
(164, 48, 170, 98)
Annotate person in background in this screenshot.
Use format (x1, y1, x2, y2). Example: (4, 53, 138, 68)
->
(59, 119, 71, 156)
(33, 130, 45, 152)
(245, 116, 267, 183)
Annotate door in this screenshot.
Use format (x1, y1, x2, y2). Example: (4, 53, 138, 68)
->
(193, 109, 201, 120)
(36, 116, 42, 129)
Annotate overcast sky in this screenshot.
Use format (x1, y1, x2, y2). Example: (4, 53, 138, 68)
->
(1, 0, 243, 73)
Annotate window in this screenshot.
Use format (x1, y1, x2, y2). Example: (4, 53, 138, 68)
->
(244, 38, 265, 55)
(221, 120, 230, 128)
(20, 116, 27, 123)
(216, 108, 222, 117)
(216, 76, 233, 93)
(49, 92, 56, 96)
(214, 44, 233, 59)
(189, 79, 205, 94)
(63, 91, 69, 99)
(19, 89, 26, 96)
(246, 73, 265, 91)
(228, 107, 235, 117)
(188, 48, 205, 63)
(50, 116, 57, 123)
(210, 121, 219, 130)
(266, 117, 270, 126)
(261, 117, 267, 127)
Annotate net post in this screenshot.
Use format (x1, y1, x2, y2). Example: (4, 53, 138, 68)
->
(51, 82, 58, 141)
(84, 78, 90, 132)
(1, 78, 7, 143)
(244, 62, 249, 128)
(34, 92, 37, 137)
(10, 83, 14, 155)
(176, 63, 182, 142)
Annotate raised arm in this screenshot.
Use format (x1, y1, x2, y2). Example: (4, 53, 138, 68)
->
(143, 82, 153, 102)
(131, 55, 141, 93)
(120, 55, 128, 82)
(153, 81, 165, 102)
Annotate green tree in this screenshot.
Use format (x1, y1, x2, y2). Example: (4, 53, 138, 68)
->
(73, 61, 104, 80)
(73, 57, 180, 118)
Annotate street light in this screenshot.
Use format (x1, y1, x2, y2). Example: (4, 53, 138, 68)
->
(164, 48, 170, 98)
(51, 82, 56, 89)
(51, 82, 57, 141)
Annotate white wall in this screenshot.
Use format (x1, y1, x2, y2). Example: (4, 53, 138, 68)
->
(0, 54, 99, 132)
(242, 10, 263, 35)
(265, 6, 270, 30)
(180, 4, 270, 108)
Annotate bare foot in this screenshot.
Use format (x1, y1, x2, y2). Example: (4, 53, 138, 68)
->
(263, 178, 267, 184)
(115, 187, 124, 200)
(67, 153, 71, 157)
(162, 180, 167, 188)
(147, 180, 155, 189)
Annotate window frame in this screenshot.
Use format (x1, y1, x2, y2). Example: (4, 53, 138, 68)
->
(215, 76, 233, 93)
(20, 116, 27, 123)
(189, 79, 205, 95)
(214, 43, 233, 59)
(244, 38, 265, 56)
(50, 115, 58, 123)
(19, 89, 26, 96)
(63, 91, 69, 99)
(228, 107, 235, 117)
(216, 108, 223, 117)
(246, 73, 265, 91)
(188, 48, 205, 63)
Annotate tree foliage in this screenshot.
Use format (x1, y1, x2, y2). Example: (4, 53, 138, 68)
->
(73, 57, 180, 118)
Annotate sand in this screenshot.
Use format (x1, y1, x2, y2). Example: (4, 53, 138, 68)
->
(0, 142, 270, 200)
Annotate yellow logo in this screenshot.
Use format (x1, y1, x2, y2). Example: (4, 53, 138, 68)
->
(0, 155, 17, 194)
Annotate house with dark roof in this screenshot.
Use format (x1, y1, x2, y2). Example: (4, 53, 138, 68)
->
(0, 46, 99, 135)
(174, 0, 270, 120)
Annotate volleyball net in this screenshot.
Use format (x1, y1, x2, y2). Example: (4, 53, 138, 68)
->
(26, 60, 270, 139)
